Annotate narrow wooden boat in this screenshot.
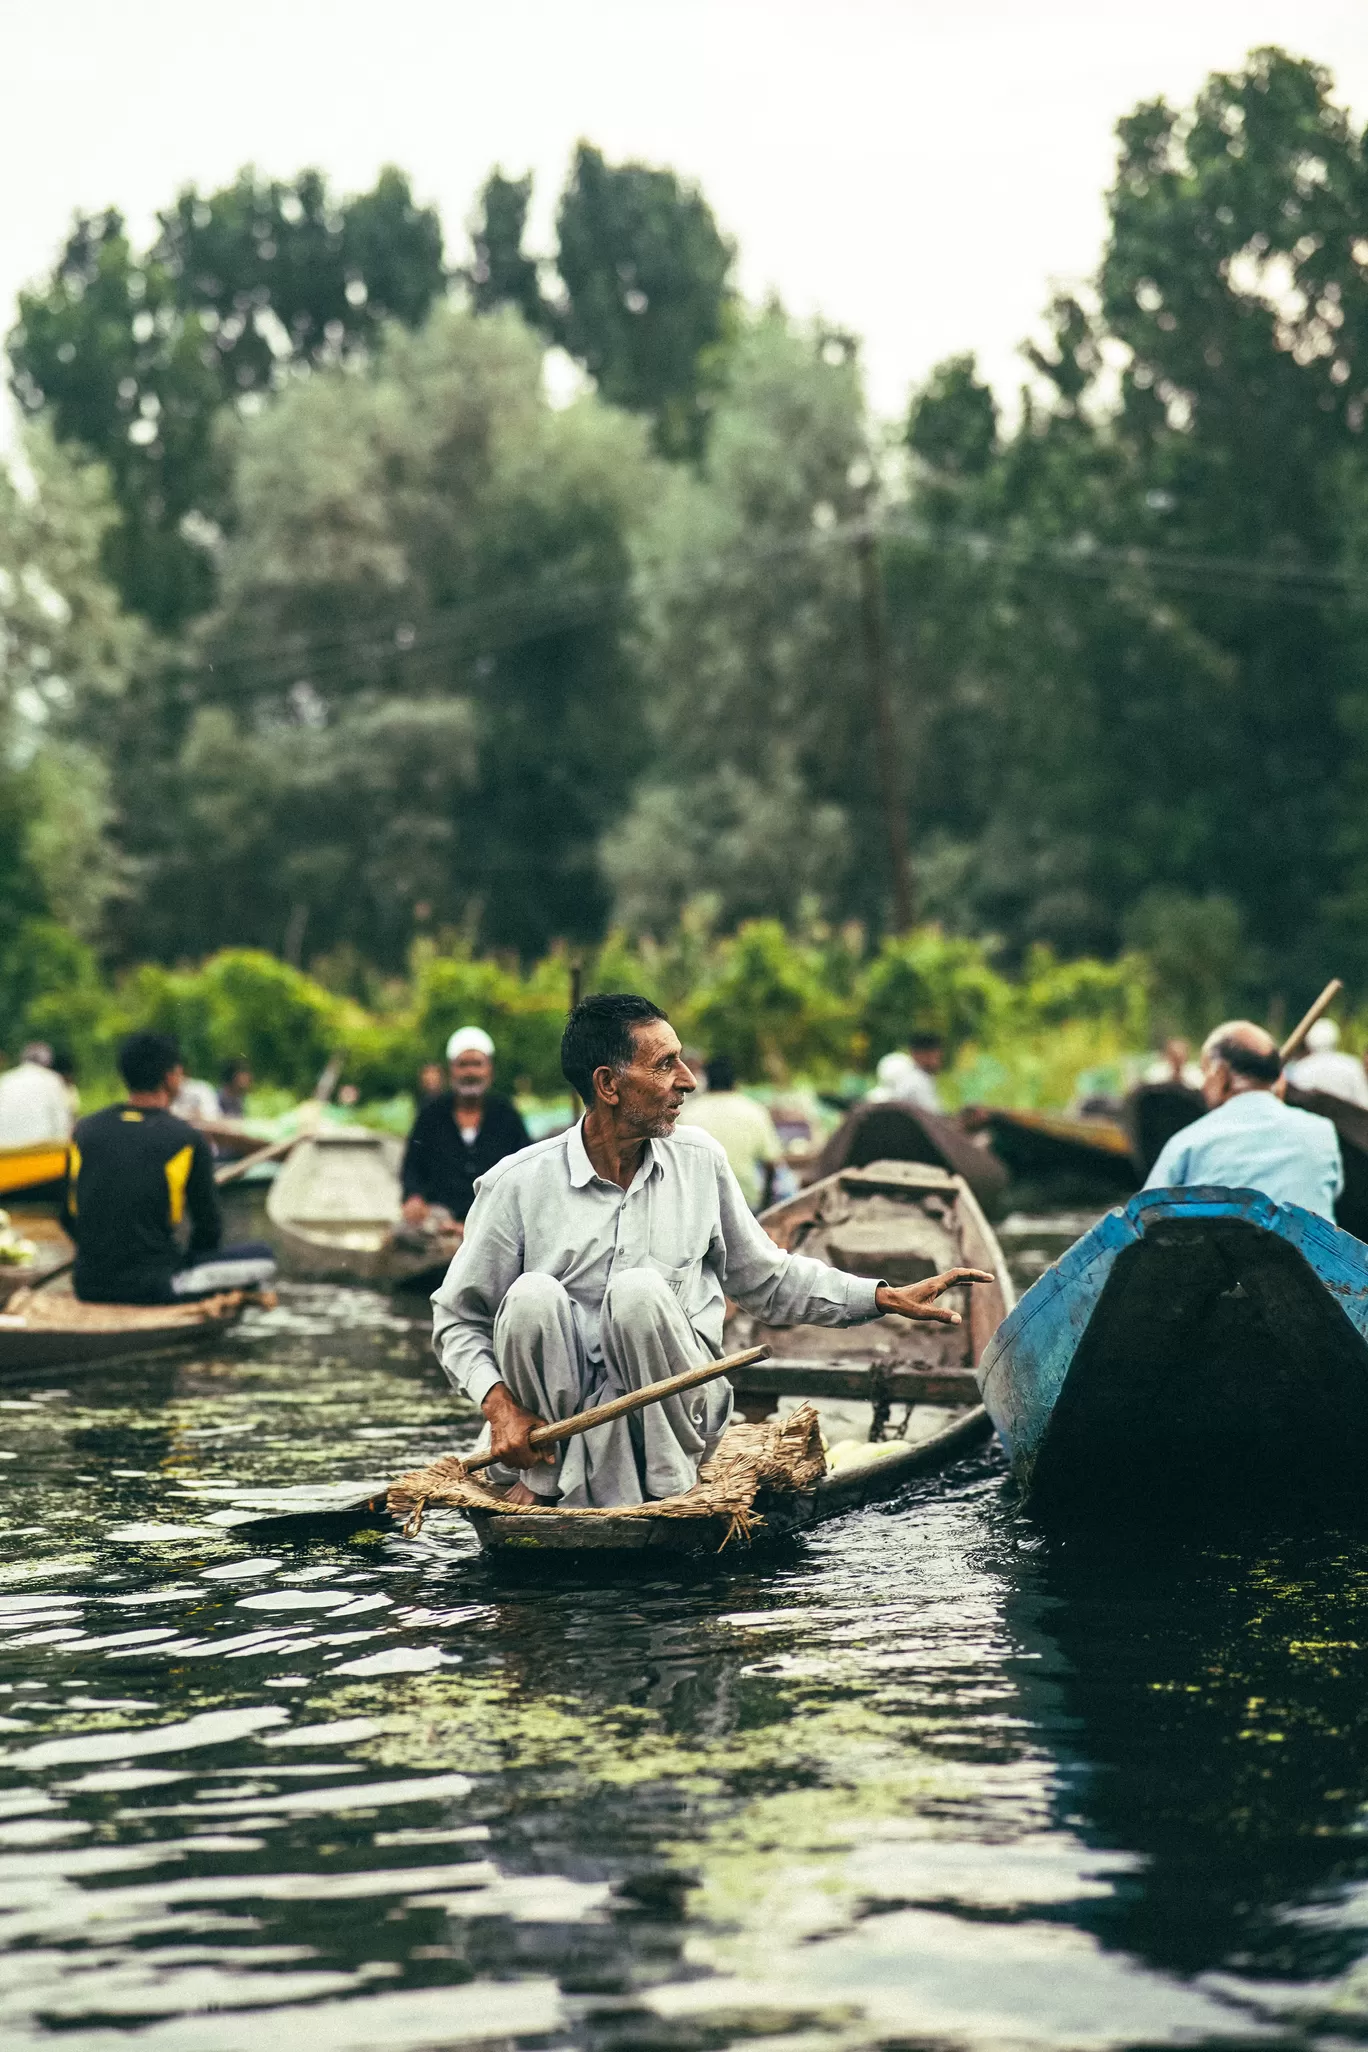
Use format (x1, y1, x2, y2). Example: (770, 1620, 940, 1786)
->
(1283, 1083, 1368, 1241)
(977, 1185, 1368, 1520)
(810, 1101, 1007, 1211)
(966, 1105, 1138, 1197)
(0, 1137, 69, 1204)
(265, 1128, 458, 1287)
(1122, 1080, 1205, 1176)
(0, 1283, 250, 1377)
(385, 1159, 1015, 1559)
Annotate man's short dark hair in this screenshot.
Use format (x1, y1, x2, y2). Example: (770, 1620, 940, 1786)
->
(119, 1031, 183, 1094)
(706, 1053, 735, 1092)
(1210, 1034, 1282, 1084)
(562, 993, 667, 1105)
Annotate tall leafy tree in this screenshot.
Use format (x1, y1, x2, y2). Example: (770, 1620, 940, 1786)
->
(8, 167, 443, 631)
(554, 143, 736, 457)
(106, 304, 657, 967)
(465, 170, 547, 328)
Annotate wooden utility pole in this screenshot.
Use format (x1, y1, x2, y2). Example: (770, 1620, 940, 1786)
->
(854, 529, 914, 933)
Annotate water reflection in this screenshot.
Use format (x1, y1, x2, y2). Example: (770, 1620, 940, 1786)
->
(2, 1269, 1368, 2045)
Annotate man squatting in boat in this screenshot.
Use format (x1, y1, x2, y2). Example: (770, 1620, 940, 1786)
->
(431, 993, 992, 1508)
(1144, 1019, 1343, 1219)
(63, 1032, 278, 1304)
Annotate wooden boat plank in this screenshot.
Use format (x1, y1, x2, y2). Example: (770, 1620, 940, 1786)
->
(810, 1102, 1007, 1209)
(729, 1360, 980, 1404)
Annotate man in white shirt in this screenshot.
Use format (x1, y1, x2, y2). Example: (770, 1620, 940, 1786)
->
(432, 993, 991, 1508)
(676, 1053, 783, 1209)
(0, 1043, 73, 1147)
(1144, 1020, 1342, 1219)
(1284, 1018, 1368, 1110)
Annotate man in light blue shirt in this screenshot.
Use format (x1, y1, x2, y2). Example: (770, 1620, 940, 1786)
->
(1144, 1020, 1343, 1220)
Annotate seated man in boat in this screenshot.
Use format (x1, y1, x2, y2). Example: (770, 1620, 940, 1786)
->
(64, 1032, 278, 1304)
(431, 993, 992, 1508)
(401, 1027, 531, 1238)
(1144, 1020, 1343, 1220)
(0, 1043, 72, 1147)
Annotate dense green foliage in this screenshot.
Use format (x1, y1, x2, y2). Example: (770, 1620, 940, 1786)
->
(5, 47, 1368, 1058)
(1, 925, 1152, 1111)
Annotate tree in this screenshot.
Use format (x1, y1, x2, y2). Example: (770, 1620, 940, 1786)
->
(554, 144, 735, 457)
(466, 170, 547, 328)
(604, 311, 888, 932)
(106, 304, 657, 967)
(0, 429, 141, 1041)
(8, 167, 444, 631)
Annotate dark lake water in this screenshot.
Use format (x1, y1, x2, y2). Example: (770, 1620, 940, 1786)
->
(4, 1219, 1368, 2049)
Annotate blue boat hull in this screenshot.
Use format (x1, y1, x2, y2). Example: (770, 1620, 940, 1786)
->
(977, 1188, 1368, 1516)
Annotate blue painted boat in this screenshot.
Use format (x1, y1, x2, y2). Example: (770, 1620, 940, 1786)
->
(977, 1186, 1368, 1517)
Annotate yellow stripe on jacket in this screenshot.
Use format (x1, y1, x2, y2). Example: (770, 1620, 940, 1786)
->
(165, 1144, 194, 1226)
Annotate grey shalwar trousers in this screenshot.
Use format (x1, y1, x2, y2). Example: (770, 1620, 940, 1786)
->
(485, 1268, 733, 1507)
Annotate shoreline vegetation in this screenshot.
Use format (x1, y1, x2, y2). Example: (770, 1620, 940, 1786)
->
(4, 920, 1330, 1122)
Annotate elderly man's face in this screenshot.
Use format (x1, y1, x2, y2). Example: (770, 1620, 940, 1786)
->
(596, 1019, 695, 1138)
(449, 1051, 493, 1101)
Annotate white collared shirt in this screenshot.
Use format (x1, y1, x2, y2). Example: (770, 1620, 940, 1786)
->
(431, 1118, 883, 1406)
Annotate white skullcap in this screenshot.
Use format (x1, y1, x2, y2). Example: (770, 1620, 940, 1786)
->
(446, 1026, 495, 1060)
(1306, 1018, 1341, 1053)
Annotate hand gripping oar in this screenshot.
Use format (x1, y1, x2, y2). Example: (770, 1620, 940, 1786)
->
(460, 1341, 772, 1479)
(1281, 979, 1344, 1063)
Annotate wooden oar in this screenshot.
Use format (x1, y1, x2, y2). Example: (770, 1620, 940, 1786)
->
(27, 1133, 300, 1295)
(461, 1342, 772, 1476)
(213, 1132, 299, 1187)
(1281, 979, 1344, 1063)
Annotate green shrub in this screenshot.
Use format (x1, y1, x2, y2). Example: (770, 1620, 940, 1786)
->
(681, 920, 853, 1080)
(858, 927, 1010, 1063)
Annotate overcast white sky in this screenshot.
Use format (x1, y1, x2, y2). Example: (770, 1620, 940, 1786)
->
(4, 0, 1367, 429)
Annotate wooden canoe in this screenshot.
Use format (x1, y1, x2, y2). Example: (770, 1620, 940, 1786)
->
(0, 1283, 250, 1377)
(966, 1105, 1138, 1197)
(1283, 1083, 1368, 1242)
(404, 1158, 1015, 1559)
(977, 1184, 1368, 1520)
(1123, 1081, 1206, 1176)
(265, 1127, 459, 1288)
(0, 1137, 69, 1204)
(810, 1101, 1008, 1211)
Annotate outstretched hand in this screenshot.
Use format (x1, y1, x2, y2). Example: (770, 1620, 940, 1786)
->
(874, 1268, 995, 1326)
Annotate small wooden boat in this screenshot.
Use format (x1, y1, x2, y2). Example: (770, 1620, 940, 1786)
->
(965, 1105, 1138, 1197)
(811, 1102, 1007, 1212)
(0, 1213, 73, 1306)
(0, 1137, 69, 1204)
(385, 1159, 1015, 1559)
(1283, 1083, 1368, 1241)
(0, 1283, 250, 1377)
(1123, 1081, 1205, 1176)
(977, 1185, 1368, 1520)
(266, 1127, 458, 1287)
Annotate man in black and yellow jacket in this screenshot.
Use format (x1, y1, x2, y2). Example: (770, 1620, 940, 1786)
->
(65, 1032, 276, 1304)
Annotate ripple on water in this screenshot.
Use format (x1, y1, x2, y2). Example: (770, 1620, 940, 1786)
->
(3, 1270, 1368, 2046)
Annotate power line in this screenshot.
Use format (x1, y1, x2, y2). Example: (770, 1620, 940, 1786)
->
(191, 507, 1367, 707)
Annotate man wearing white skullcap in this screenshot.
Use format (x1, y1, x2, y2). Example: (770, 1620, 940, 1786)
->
(401, 1025, 531, 1232)
(1285, 1016, 1368, 1109)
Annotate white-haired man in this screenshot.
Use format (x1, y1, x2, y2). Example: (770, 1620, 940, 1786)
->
(401, 1027, 530, 1233)
(1144, 1020, 1343, 1220)
(1285, 1017, 1368, 1110)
